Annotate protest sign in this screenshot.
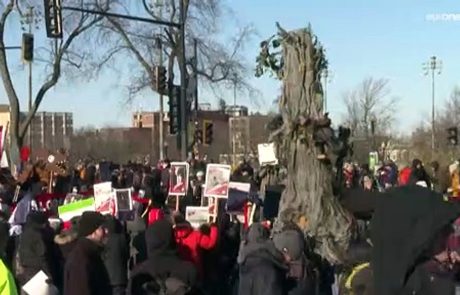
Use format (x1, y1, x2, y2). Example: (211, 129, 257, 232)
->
(185, 206, 210, 228)
(169, 162, 190, 196)
(114, 188, 133, 212)
(226, 182, 251, 213)
(58, 198, 95, 222)
(258, 143, 278, 166)
(204, 164, 231, 198)
(94, 182, 115, 215)
(22, 270, 59, 295)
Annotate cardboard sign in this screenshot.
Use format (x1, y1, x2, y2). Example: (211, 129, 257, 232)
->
(258, 143, 278, 166)
(226, 182, 251, 213)
(94, 182, 115, 215)
(114, 188, 133, 212)
(169, 162, 190, 196)
(185, 206, 210, 228)
(204, 164, 231, 198)
(58, 198, 95, 222)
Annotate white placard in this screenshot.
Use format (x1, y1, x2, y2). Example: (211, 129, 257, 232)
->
(22, 270, 59, 295)
(94, 182, 115, 215)
(185, 206, 210, 228)
(258, 143, 278, 166)
(204, 164, 231, 198)
(169, 162, 190, 196)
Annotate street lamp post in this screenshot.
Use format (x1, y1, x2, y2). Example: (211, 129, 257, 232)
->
(422, 56, 442, 151)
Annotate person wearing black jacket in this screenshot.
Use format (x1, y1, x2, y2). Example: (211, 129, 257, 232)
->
(127, 219, 197, 295)
(409, 159, 432, 188)
(64, 211, 111, 295)
(16, 211, 60, 288)
(103, 216, 129, 295)
(238, 223, 288, 295)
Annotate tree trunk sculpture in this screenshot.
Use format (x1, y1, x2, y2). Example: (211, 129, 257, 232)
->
(256, 23, 353, 263)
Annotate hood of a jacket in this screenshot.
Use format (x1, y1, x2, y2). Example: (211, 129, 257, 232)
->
(145, 219, 176, 258)
(54, 230, 78, 245)
(371, 185, 460, 295)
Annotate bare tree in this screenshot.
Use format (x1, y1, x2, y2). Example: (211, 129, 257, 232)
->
(342, 77, 397, 139)
(218, 98, 226, 112)
(0, 1, 108, 165)
(90, 0, 256, 103)
(256, 23, 353, 263)
(410, 87, 460, 164)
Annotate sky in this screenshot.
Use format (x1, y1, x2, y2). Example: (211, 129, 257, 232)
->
(1, 0, 460, 131)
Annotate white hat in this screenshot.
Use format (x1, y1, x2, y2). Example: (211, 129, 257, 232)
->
(196, 171, 204, 177)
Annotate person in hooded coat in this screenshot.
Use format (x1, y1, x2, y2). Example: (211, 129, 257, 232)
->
(127, 219, 197, 295)
(371, 185, 460, 295)
(16, 211, 60, 288)
(238, 223, 288, 295)
(103, 216, 129, 295)
(408, 159, 432, 188)
(273, 226, 317, 295)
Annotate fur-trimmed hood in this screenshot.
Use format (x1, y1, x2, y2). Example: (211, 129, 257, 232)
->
(54, 230, 78, 245)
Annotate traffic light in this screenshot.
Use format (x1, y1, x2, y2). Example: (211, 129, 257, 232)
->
(194, 128, 203, 144)
(155, 66, 167, 95)
(21, 33, 34, 62)
(203, 120, 213, 145)
(44, 0, 63, 39)
(447, 127, 458, 146)
(168, 85, 181, 134)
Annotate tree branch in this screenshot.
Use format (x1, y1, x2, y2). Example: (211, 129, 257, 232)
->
(19, 13, 105, 138)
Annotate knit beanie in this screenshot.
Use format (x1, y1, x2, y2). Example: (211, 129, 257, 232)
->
(77, 211, 106, 237)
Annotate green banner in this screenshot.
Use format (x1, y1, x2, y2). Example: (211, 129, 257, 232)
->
(58, 197, 95, 215)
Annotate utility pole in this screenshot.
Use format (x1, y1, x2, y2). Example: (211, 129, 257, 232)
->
(423, 56, 442, 151)
(157, 37, 164, 161)
(178, 0, 188, 160)
(193, 39, 198, 117)
(233, 73, 237, 107)
(26, 6, 33, 150)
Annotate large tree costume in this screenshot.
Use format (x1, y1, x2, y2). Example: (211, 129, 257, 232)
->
(256, 23, 353, 263)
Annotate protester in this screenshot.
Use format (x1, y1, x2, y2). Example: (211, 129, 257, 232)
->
(16, 211, 60, 288)
(173, 213, 218, 277)
(371, 185, 460, 294)
(128, 219, 197, 295)
(0, 221, 17, 295)
(64, 211, 111, 295)
(409, 159, 432, 188)
(273, 226, 317, 294)
(103, 216, 129, 295)
(238, 222, 288, 295)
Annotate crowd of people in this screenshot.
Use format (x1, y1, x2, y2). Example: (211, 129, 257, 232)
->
(0, 153, 459, 294)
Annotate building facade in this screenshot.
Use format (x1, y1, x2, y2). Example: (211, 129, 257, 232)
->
(27, 112, 73, 151)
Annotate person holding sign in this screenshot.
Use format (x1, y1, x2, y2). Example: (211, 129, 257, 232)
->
(173, 213, 218, 278)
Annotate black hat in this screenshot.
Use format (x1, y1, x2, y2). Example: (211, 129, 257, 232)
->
(26, 211, 48, 226)
(77, 211, 106, 237)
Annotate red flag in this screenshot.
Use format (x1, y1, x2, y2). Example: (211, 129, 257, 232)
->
(20, 146, 30, 162)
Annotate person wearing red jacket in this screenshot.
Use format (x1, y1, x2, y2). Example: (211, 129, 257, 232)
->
(399, 166, 412, 186)
(173, 213, 218, 277)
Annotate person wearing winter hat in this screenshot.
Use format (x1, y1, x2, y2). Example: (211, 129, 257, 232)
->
(64, 211, 111, 295)
(273, 228, 317, 294)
